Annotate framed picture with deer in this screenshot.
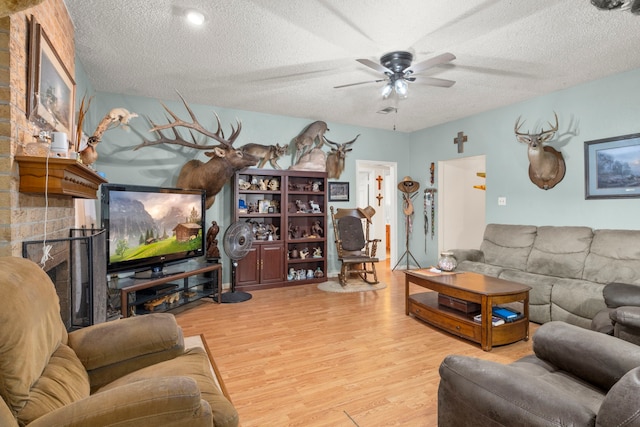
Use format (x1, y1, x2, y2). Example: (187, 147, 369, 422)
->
(27, 16, 76, 138)
(584, 133, 640, 199)
(328, 182, 350, 202)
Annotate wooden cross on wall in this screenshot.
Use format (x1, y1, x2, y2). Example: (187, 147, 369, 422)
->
(454, 131, 467, 153)
(376, 175, 383, 190)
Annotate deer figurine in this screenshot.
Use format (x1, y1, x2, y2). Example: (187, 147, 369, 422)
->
(514, 112, 565, 190)
(135, 93, 259, 208)
(323, 134, 360, 179)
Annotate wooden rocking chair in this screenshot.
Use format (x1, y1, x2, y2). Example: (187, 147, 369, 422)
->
(330, 205, 381, 286)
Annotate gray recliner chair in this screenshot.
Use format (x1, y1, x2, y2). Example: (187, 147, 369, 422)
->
(591, 282, 640, 345)
(438, 321, 640, 426)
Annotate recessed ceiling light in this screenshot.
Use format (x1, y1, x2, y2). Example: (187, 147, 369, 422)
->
(185, 9, 205, 26)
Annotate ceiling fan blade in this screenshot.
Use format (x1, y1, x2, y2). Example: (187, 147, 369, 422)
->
(404, 52, 456, 75)
(334, 79, 386, 89)
(356, 58, 392, 74)
(414, 76, 456, 88)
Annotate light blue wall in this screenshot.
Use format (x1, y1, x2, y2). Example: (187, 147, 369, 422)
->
(82, 91, 410, 280)
(409, 67, 640, 267)
(76, 62, 640, 278)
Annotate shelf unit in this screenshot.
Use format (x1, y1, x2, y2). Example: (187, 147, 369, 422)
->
(113, 259, 221, 317)
(233, 168, 327, 291)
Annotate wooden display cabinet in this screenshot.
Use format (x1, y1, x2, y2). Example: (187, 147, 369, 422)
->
(233, 169, 327, 290)
(236, 243, 285, 289)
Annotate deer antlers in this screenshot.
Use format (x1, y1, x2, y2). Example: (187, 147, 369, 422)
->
(514, 112, 559, 144)
(134, 92, 241, 151)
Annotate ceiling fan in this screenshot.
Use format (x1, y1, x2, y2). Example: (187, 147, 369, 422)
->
(335, 51, 456, 99)
(591, 0, 640, 13)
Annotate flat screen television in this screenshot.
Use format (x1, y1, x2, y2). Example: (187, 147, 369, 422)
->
(100, 184, 206, 277)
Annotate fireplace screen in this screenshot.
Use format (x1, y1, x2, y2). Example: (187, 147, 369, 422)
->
(22, 229, 109, 330)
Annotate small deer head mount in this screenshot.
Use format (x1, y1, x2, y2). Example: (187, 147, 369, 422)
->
(514, 112, 566, 190)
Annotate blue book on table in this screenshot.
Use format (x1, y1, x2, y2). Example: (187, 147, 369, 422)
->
(492, 306, 520, 321)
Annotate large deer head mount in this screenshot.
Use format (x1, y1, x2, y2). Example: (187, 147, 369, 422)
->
(514, 112, 566, 190)
(135, 93, 259, 208)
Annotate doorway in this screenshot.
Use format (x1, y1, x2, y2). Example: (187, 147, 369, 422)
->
(437, 155, 486, 254)
(356, 160, 397, 266)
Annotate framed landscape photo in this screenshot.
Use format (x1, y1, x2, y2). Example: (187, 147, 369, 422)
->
(27, 16, 75, 138)
(328, 182, 349, 202)
(584, 133, 640, 199)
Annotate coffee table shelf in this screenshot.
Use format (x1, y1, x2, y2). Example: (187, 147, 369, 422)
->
(405, 270, 531, 351)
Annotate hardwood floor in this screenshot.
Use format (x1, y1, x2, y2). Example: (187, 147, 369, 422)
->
(174, 261, 538, 427)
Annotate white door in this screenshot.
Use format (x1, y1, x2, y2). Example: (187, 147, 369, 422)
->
(438, 155, 486, 253)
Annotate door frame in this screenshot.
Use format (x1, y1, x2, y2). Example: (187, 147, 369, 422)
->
(356, 160, 397, 266)
(437, 155, 486, 255)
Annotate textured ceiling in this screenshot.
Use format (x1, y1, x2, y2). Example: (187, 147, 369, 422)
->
(63, 0, 640, 133)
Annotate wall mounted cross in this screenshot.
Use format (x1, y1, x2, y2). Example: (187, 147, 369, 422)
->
(454, 131, 467, 153)
(376, 175, 383, 190)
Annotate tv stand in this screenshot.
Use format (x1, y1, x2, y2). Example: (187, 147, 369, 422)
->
(134, 268, 185, 280)
(114, 259, 222, 317)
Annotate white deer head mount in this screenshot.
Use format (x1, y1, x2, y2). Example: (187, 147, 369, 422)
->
(514, 112, 566, 190)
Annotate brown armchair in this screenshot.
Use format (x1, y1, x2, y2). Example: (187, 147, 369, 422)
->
(330, 206, 381, 286)
(0, 257, 238, 427)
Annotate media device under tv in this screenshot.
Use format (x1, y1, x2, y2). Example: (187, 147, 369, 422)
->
(100, 184, 206, 278)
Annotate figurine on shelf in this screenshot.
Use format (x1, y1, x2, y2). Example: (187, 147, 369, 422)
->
(288, 222, 300, 239)
(309, 200, 321, 213)
(312, 181, 322, 192)
(250, 220, 268, 240)
(299, 247, 309, 259)
(259, 179, 268, 191)
(295, 200, 308, 213)
(313, 247, 322, 258)
(306, 269, 314, 279)
(250, 176, 258, 190)
(268, 179, 279, 191)
(288, 268, 295, 281)
(310, 220, 323, 238)
(268, 224, 279, 240)
(238, 178, 251, 190)
(290, 246, 299, 259)
(314, 267, 324, 278)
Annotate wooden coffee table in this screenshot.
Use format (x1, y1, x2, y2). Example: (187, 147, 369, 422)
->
(405, 270, 531, 351)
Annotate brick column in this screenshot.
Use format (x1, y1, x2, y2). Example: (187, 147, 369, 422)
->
(0, 0, 75, 257)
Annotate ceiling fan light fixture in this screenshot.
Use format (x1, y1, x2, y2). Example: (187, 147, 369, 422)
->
(381, 83, 393, 99)
(394, 79, 408, 98)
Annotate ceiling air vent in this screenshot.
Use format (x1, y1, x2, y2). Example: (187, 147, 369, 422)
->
(377, 107, 397, 114)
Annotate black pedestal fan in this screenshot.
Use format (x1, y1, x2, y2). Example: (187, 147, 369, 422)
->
(221, 221, 254, 303)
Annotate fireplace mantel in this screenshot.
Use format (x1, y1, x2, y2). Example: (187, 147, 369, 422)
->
(15, 156, 108, 199)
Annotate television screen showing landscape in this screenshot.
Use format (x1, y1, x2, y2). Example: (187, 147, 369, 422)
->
(107, 190, 203, 263)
